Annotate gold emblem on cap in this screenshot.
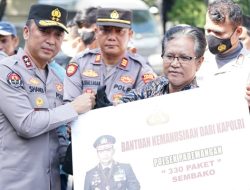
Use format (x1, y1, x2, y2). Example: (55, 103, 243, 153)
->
(218, 44, 226, 52)
(51, 8, 61, 22)
(110, 10, 119, 19)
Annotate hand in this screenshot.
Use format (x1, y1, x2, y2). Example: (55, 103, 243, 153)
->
(70, 92, 96, 114)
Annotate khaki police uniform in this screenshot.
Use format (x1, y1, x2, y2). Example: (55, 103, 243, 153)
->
(84, 135, 140, 190)
(0, 4, 77, 190)
(84, 162, 140, 190)
(64, 48, 156, 102)
(64, 7, 156, 103)
(0, 48, 78, 190)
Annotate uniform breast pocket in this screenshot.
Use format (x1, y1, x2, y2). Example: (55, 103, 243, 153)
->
(28, 93, 49, 109)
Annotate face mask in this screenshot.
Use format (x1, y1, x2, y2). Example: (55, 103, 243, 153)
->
(206, 30, 235, 55)
(81, 30, 95, 45)
(61, 41, 79, 58)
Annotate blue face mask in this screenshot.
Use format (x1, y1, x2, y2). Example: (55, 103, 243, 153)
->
(206, 29, 236, 55)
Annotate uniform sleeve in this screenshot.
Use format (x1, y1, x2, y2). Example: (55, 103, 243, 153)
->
(84, 171, 91, 190)
(134, 61, 157, 89)
(63, 59, 83, 102)
(0, 67, 78, 138)
(125, 164, 141, 190)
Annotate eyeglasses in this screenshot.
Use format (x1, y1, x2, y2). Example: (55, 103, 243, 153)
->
(162, 55, 197, 65)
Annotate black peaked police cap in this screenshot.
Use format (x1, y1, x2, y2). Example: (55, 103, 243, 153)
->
(93, 135, 116, 151)
(27, 4, 68, 33)
(96, 8, 132, 28)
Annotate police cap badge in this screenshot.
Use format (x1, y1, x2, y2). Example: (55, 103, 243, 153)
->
(96, 8, 132, 28)
(27, 4, 68, 32)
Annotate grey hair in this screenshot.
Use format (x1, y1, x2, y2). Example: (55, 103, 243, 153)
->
(161, 25, 207, 58)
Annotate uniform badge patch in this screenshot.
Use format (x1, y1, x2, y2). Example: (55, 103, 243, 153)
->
(120, 75, 133, 84)
(22, 55, 32, 68)
(7, 72, 23, 88)
(95, 54, 101, 63)
(66, 63, 78, 77)
(82, 70, 98, 77)
(29, 77, 40, 85)
(142, 73, 155, 84)
(112, 93, 123, 102)
(55, 83, 63, 92)
(36, 97, 44, 107)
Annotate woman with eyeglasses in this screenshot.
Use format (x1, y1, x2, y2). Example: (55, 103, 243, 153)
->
(120, 25, 207, 103)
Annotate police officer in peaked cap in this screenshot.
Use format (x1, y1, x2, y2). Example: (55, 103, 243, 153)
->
(63, 7, 157, 108)
(84, 135, 140, 190)
(0, 4, 95, 190)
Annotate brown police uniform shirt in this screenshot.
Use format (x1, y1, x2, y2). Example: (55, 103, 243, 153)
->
(0, 48, 78, 190)
(64, 48, 157, 103)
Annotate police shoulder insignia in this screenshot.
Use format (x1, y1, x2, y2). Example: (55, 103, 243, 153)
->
(142, 73, 155, 84)
(7, 72, 23, 88)
(66, 63, 78, 77)
(95, 54, 101, 63)
(22, 55, 32, 68)
(120, 58, 128, 68)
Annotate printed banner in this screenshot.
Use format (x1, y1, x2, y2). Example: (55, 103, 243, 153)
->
(72, 74, 250, 190)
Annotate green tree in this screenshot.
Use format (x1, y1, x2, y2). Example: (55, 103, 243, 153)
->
(236, 0, 250, 15)
(167, 0, 207, 28)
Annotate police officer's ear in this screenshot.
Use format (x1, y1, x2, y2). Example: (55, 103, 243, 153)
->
(23, 26, 29, 40)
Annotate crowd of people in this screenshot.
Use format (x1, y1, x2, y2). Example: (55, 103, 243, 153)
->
(0, 0, 250, 190)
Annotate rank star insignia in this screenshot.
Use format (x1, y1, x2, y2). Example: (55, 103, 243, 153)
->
(22, 55, 32, 67)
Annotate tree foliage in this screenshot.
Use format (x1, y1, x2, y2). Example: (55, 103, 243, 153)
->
(167, 0, 207, 28)
(236, 0, 250, 15)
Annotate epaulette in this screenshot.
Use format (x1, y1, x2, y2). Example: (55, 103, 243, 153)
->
(71, 48, 101, 64)
(0, 55, 19, 69)
(127, 51, 147, 66)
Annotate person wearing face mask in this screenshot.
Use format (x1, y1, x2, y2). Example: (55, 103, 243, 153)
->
(196, 0, 250, 87)
(75, 7, 98, 51)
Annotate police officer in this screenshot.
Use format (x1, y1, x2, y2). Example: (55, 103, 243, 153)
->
(84, 135, 140, 190)
(196, 0, 250, 86)
(0, 4, 95, 190)
(64, 7, 157, 104)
